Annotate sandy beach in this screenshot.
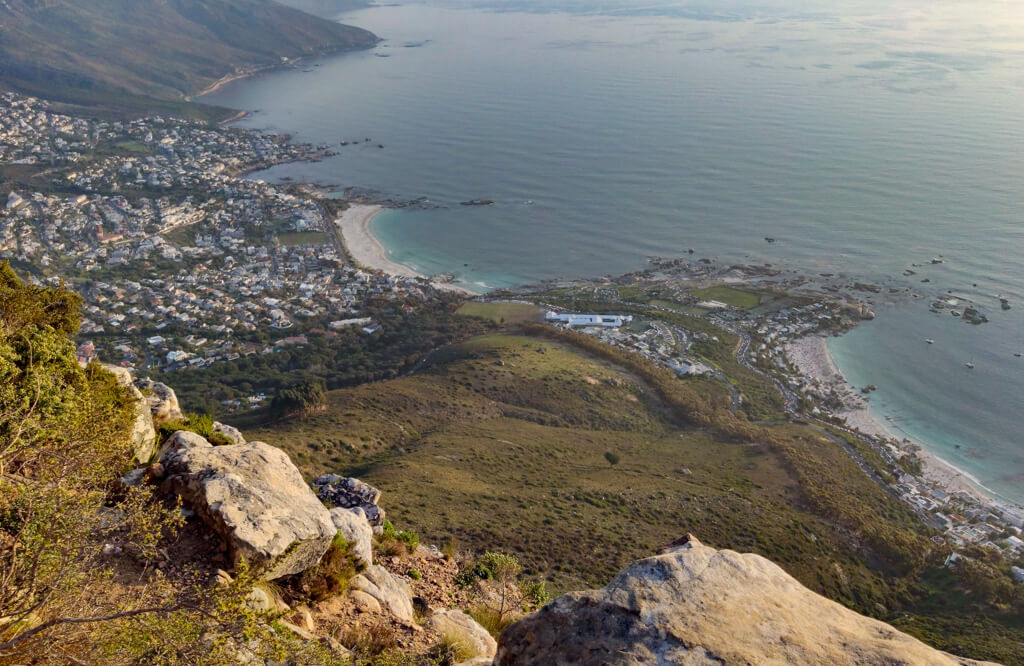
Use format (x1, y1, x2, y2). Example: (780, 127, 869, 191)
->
(786, 335, 995, 504)
(335, 204, 472, 294)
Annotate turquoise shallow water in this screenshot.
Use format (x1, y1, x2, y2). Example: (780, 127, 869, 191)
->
(204, 0, 1024, 503)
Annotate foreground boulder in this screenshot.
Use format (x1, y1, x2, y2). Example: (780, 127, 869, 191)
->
(495, 535, 995, 666)
(313, 474, 385, 525)
(162, 438, 335, 579)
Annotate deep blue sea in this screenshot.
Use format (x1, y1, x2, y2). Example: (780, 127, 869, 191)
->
(203, 0, 1024, 504)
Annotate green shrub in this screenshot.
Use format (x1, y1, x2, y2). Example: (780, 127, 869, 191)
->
(466, 605, 517, 639)
(291, 533, 365, 602)
(408, 568, 422, 581)
(157, 413, 231, 446)
(376, 520, 420, 558)
(523, 581, 551, 609)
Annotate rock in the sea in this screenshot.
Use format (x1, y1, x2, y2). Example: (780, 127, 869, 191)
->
(162, 440, 335, 580)
(313, 475, 385, 525)
(213, 421, 246, 444)
(103, 364, 157, 463)
(135, 377, 183, 424)
(427, 610, 497, 660)
(329, 507, 373, 566)
(963, 307, 989, 325)
(351, 564, 414, 623)
(495, 535, 995, 666)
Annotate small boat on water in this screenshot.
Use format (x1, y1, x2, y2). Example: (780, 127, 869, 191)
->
(965, 362, 975, 369)
(925, 338, 934, 344)
(1015, 352, 1022, 358)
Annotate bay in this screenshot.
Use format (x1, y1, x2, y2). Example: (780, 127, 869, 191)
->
(203, 0, 1024, 503)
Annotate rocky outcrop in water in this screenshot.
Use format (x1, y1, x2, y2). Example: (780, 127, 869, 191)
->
(161, 435, 336, 579)
(495, 535, 995, 666)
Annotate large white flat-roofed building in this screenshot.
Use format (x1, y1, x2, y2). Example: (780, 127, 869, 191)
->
(546, 312, 633, 327)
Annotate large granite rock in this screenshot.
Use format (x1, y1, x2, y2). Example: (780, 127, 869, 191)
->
(313, 474, 385, 525)
(135, 377, 183, 424)
(427, 610, 497, 661)
(102, 364, 157, 463)
(495, 535, 996, 666)
(329, 507, 373, 566)
(162, 440, 335, 580)
(351, 565, 414, 623)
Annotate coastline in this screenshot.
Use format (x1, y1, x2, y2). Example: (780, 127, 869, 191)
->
(785, 334, 1004, 506)
(334, 204, 473, 295)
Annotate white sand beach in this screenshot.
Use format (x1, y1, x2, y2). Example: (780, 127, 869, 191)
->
(335, 204, 472, 294)
(786, 335, 994, 503)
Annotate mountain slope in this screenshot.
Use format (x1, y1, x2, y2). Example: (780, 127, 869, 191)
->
(274, 0, 371, 19)
(0, 0, 377, 104)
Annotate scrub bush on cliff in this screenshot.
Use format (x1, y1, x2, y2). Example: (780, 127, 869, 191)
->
(0, 264, 331, 664)
(0, 262, 193, 659)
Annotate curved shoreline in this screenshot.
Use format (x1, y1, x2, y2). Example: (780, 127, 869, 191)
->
(334, 204, 474, 295)
(787, 334, 1017, 507)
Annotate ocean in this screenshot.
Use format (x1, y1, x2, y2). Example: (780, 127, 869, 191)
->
(202, 0, 1024, 503)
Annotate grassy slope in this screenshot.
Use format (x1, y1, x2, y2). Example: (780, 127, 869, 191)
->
(249, 330, 1024, 662)
(455, 302, 543, 325)
(0, 0, 377, 114)
(252, 334, 899, 602)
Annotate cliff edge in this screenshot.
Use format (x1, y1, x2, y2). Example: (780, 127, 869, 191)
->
(495, 535, 996, 666)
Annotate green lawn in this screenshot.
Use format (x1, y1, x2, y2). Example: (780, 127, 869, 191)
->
(161, 223, 199, 247)
(649, 299, 711, 316)
(690, 286, 763, 309)
(250, 334, 911, 608)
(457, 301, 544, 324)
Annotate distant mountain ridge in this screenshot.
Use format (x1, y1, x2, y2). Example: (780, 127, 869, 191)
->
(0, 0, 377, 108)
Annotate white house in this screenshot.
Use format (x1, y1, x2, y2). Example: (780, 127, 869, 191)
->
(546, 312, 633, 328)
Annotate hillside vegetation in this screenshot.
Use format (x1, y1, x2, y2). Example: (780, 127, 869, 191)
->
(247, 326, 1024, 663)
(0, 0, 377, 112)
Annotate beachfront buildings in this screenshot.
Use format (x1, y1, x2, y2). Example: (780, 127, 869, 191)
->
(546, 312, 633, 327)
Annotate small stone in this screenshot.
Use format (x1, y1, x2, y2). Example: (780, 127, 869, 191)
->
(291, 606, 315, 633)
(349, 589, 382, 614)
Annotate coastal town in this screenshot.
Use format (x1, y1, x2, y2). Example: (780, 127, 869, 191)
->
(3, 89, 1022, 593)
(0, 92, 451, 375)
